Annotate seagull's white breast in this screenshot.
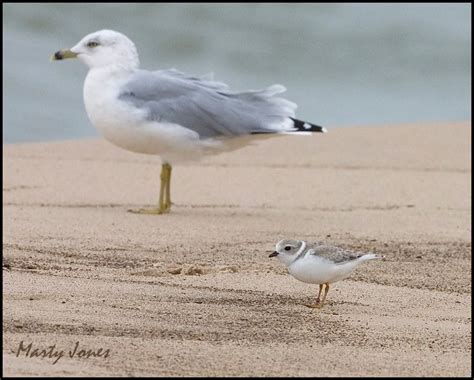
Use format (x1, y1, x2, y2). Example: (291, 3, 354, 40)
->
(83, 68, 146, 137)
(82, 67, 215, 160)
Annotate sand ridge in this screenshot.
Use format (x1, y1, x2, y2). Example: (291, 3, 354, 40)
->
(3, 122, 471, 376)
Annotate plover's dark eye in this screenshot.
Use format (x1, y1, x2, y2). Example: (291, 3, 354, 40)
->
(284, 246, 292, 251)
(87, 41, 99, 48)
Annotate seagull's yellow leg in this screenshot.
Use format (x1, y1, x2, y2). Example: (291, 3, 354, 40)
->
(305, 284, 325, 309)
(128, 163, 171, 215)
(163, 163, 172, 211)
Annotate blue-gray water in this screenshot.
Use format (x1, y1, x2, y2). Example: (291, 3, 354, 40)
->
(3, 3, 471, 143)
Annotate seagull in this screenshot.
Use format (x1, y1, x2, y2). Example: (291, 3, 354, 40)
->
(270, 239, 383, 308)
(51, 30, 326, 214)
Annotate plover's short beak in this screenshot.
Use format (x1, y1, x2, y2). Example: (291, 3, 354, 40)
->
(269, 251, 279, 258)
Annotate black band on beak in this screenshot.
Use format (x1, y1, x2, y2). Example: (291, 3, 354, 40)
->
(50, 49, 78, 61)
(54, 51, 64, 60)
(269, 251, 279, 258)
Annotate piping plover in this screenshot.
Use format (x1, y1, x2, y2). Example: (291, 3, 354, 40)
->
(269, 239, 382, 308)
(52, 30, 325, 214)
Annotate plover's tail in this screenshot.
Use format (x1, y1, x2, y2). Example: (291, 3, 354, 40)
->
(359, 253, 384, 262)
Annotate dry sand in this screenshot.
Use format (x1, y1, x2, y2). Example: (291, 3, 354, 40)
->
(3, 122, 471, 376)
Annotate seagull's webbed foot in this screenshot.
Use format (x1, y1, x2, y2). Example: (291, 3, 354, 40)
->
(128, 206, 170, 215)
(128, 162, 173, 216)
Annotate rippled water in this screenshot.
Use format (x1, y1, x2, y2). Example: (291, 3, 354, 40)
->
(3, 3, 471, 143)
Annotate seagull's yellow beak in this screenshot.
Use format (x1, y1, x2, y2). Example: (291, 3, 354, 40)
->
(50, 49, 78, 61)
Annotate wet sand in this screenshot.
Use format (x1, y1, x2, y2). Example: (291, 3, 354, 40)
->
(3, 122, 471, 376)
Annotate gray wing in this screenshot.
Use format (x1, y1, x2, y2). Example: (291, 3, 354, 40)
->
(307, 244, 363, 264)
(118, 69, 297, 139)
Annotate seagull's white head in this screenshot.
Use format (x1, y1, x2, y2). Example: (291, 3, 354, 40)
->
(52, 30, 139, 70)
(269, 239, 306, 266)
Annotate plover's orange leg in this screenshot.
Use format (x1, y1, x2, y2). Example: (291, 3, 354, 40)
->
(315, 284, 324, 304)
(319, 283, 330, 307)
(305, 284, 326, 308)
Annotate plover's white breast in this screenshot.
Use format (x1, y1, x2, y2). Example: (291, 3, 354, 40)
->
(288, 250, 362, 284)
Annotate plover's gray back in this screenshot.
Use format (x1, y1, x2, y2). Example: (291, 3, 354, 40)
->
(304, 242, 366, 264)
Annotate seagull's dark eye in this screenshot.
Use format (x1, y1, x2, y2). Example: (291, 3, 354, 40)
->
(87, 41, 99, 48)
(284, 246, 292, 251)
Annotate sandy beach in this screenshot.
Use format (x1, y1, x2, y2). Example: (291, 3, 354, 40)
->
(3, 122, 471, 376)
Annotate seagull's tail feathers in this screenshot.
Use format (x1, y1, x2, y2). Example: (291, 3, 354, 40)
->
(251, 117, 327, 135)
(288, 117, 327, 133)
(228, 83, 325, 135)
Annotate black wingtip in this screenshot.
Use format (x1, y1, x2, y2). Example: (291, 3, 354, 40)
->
(290, 117, 327, 133)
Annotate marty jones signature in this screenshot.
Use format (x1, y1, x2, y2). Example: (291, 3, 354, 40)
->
(15, 341, 110, 365)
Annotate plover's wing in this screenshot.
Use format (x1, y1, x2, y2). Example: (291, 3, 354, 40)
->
(117, 68, 301, 139)
(306, 244, 363, 264)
